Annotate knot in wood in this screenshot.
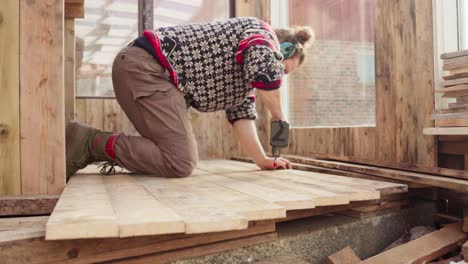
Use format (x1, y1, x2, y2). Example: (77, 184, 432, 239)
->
(0, 124, 9, 136)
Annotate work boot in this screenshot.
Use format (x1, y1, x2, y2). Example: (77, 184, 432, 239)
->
(66, 121, 117, 180)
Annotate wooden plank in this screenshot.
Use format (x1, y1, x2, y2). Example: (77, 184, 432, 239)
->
(113, 232, 276, 264)
(374, 0, 396, 164)
(351, 199, 409, 213)
(360, 223, 467, 264)
(234, 157, 429, 189)
(0, 195, 58, 216)
(255, 256, 309, 264)
(1, 220, 275, 264)
(283, 154, 468, 183)
(442, 90, 468, 98)
(137, 176, 249, 234)
(178, 170, 287, 221)
(395, 0, 435, 166)
(20, 0, 66, 195)
(65, 3, 84, 19)
(435, 118, 468, 127)
(223, 160, 407, 196)
(443, 71, 468, 81)
(443, 59, 468, 71)
(190, 110, 224, 159)
(441, 50, 468, 60)
(340, 207, 405, 219)
(46, 175, 119, 240)
(75, 98, 86, 121)
(85, 99, 104, 130)
(0, 0, 20, 195)
(436, 84, 468, 92)
(440, 79, 468, 88)
(103, 99, 123, 132)
(449, 67, 468, 75)
(64, 19, 75, 124)
(0, 216, 48, 243)
(424, 127, 468, 136)
(104, 175, 185, 237)
(200, 161, 385, 202)
(195, 172, 317, 211)
(197, 161, 362, 206)
(432, 112, 468, 120)
(240, 157, 468, 192)
(326, 246, 361, 264)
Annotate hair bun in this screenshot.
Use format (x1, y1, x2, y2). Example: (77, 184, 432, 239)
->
(294, 26, 315, 47)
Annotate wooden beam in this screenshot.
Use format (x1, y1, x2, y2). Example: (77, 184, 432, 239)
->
(113, 233, 276, 264)
(326, 246, 361, 264)
(65, 3, 84, 19)
(360, 223, 467, 264)
(64, 19, 75, 123)
(0, 216, 48, 243)
(0, 0, 20, 195)
(294, 160, 468, 192)
(0, 196, 58, 216)
(283, 155, 468, 182)
(138, 0, 153, 35)
(282, 154, 468, 182)
(1, 219, 275, 263)
(20, 0, 66, 195)
(424, 127, 468, 135)
(435, 118, 468, 127)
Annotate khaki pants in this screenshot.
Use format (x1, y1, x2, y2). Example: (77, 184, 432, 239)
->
(111, 45, 198, 177)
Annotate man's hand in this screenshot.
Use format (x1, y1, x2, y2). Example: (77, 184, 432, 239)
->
(257, 157, 292, 170)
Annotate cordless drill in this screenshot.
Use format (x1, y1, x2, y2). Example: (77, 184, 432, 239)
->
(270, 120, 290, 158)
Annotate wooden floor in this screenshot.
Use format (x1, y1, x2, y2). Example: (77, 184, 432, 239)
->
(46, 160, 407, 240)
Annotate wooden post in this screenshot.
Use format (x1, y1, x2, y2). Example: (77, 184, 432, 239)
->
(138, 0, 153, 35)
(65, 19, 76, 123)
(20, 0, 66, 195)
(0, 0, 21, 195)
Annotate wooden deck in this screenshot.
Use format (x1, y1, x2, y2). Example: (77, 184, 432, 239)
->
(46, 160, 407, 240)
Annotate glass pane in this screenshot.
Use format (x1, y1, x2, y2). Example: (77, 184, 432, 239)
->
(153, 0, 230, 27)
(76, 0, 138, 97)
(288, 0, 376, 127)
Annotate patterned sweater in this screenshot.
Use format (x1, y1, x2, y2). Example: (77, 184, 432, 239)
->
(134, 17, 285, 123)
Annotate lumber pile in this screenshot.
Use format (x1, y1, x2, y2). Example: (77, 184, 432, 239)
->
(359, 223, 467, 263)
(426, 49, 468, 135)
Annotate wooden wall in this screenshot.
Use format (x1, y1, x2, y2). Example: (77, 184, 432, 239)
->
(282, 0, 437, 170)
(1, 1, 82, 196)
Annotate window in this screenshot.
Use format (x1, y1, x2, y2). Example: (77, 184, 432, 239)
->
(154, 0, 230, 27)
(273, 0, 376, 128)
(76, 0, 139, 97)
(76, 0, 231, 98)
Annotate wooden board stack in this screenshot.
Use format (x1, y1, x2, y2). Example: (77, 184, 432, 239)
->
(433, 50, 468, 127)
